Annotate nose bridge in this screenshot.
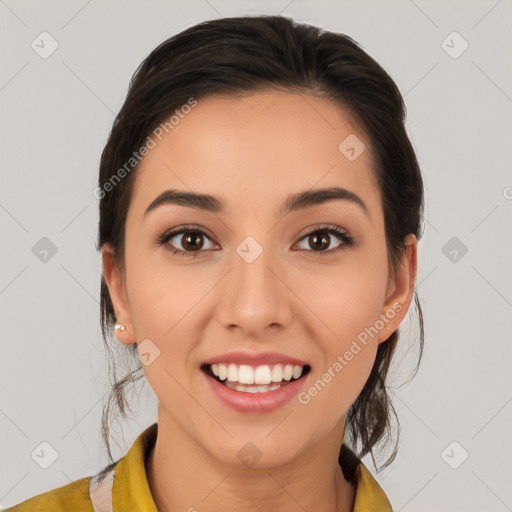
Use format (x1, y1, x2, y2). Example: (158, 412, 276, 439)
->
(219, 231, 290, 333)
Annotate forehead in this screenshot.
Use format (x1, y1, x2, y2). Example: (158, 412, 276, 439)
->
(129, 91, 381, 220)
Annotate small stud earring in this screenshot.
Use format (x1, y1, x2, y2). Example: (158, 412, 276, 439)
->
(115, 324, 126, 331)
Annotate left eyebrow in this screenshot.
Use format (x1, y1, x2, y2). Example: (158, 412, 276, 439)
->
(280, 186, 369, 217)
(144, 186, 369, 218)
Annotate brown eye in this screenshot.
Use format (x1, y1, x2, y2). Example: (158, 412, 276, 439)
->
(181, 232, 206, 251)
(295, 226, 353, 256)
(307, 232, 330, 251)
(156, 226, 218, 257)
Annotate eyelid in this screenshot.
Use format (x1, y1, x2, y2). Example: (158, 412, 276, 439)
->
(293, 224, 354, 255)
(155, 224, 219, 252)
(156, 223, 354, 256)
(294, 223, 351, 240)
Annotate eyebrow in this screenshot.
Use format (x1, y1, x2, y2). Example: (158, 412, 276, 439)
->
(144, 186, 369, 218)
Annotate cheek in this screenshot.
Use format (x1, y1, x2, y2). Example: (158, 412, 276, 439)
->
(296, 340, 377, 445)
(122, 250, 197, 372)
(125, 247, 203, 337)
(295, 251, 390, 347)
(294, 266, 387, 434)
(291, 251, 388, 418)
(124, 256, 206, 415)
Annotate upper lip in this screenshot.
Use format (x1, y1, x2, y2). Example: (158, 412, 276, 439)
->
(203, 351, 309, 367)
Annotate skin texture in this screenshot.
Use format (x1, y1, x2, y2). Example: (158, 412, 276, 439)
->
(102, 91, 417, 512)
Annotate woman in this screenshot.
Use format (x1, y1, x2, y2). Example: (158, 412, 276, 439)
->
(3, 14, 423, 512)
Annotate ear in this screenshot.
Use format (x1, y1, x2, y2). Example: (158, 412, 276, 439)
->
(377, 233, 418, 344)
(101, 243, 135, 345)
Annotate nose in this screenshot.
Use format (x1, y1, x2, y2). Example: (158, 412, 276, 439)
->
(217, 240, 293, 338)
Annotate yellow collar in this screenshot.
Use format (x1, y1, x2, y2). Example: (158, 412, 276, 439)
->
(111, 423, 392, 512)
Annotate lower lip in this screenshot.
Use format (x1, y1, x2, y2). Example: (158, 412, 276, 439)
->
(203, 371, 309, 413)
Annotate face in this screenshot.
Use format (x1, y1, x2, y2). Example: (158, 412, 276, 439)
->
(103, 90, 416, 468)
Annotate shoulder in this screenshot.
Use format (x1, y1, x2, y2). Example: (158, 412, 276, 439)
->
(354, 463, 393, 512)
(339, 443, 393, 512)
(0, 423, 155, 512)
(0, 476, 93, 512)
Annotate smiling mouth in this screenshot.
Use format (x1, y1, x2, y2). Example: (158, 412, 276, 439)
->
(201, 363, 312, 393)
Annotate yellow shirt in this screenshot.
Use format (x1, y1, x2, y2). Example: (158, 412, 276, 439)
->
(1, 423, 392, 511)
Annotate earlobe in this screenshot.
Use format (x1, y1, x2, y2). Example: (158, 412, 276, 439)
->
(101, 244, 135, 345)
(377, 234, 418, 344)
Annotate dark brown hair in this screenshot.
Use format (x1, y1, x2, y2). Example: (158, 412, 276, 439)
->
(95, 14, 424, 479)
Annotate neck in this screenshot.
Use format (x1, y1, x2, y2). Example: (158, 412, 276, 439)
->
(146, 414, 356, 512)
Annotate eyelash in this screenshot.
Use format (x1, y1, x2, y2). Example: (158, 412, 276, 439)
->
(155, 224, 354, 259)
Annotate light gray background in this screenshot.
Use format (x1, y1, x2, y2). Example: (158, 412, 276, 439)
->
(1, 1, 511, 510)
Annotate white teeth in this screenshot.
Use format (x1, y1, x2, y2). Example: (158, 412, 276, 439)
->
(224, 380, 282, 393)
(227, 363, 238, 382)
(217, 364, 227, 381)
(209, 363, 305, 384)
(238, 365, 254, 384)
(271, 364, 284, 382)
(254, 365, 272, 385)
(292, 365, 303, 379)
